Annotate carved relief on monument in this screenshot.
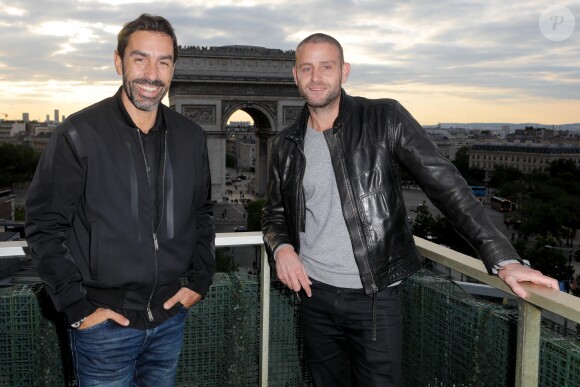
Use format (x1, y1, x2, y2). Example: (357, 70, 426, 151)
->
(222, 102, 243, 122)
(283, 106, 303, 125)
(173, 83, 299, 98)
(183, 105, 216, 124)
(175, 58, 293, 76)
(260, 101, 277, 118)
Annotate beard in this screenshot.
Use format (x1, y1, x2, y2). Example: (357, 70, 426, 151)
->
(122, 73, 168, 112)
(298, 80, 342, 111)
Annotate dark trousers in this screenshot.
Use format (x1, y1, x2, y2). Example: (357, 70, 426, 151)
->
(300, 279, 403, 387)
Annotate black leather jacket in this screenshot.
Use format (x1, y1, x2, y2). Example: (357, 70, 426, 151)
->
(262, 89, 522, 294)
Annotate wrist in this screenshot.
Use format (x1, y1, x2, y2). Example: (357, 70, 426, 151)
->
(492, 259, 525, 274)
(274, 244, 294, 261)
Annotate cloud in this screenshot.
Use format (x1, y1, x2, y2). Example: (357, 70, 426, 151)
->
(0, 0, 578, 123)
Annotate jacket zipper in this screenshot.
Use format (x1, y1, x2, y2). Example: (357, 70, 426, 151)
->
(148, 232, 159, 321)
(333, 130, 378, 292)
(297, 145, 306, 236)
(287, 135, 307, 241)
(137, 128, 168, 322)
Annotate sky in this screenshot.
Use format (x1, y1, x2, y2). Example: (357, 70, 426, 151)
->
(0, 0, 579, 126)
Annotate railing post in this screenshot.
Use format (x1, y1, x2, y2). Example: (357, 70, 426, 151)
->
(515, 301, 542, 387)
(259, 244, 270, 386)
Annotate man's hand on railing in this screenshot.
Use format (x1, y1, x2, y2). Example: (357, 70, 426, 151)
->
(497, 263, 559, 299)
(275, 245, 312, 297)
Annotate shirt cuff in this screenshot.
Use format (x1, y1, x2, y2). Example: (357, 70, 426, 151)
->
(491, 259, 530, 274)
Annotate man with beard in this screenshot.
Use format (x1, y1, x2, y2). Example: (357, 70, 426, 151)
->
(25, 14, 215, 385)
(261, 33, 557, 386)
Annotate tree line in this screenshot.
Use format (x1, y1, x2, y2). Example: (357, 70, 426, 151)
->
(413, 146, 579, 292)
(0, 144, 40, 190)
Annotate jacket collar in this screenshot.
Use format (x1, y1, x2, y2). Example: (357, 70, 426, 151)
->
(333, 88, 352, 134)
(286, 88, 350, 144)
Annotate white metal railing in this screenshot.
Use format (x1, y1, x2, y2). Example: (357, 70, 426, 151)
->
(214, 232, 269, 385)
(0, 240, 26, 257)
(2, 233, 579, 386)
(414, 236, 580, 387)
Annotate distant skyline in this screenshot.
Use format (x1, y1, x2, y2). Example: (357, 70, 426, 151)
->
(0, 1, 579, 125)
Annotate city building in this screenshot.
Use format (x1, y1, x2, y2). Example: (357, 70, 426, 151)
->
(226, 129, 256, 172)
(469, 143, 580, 174)
(426, 127, 471, 160)
(0, 120, 26, 144)
(425, 131, 454, 159)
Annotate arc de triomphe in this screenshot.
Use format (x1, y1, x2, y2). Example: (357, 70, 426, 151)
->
(169, 45, 303, 202)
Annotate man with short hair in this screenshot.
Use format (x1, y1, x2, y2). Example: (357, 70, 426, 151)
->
(26, 14, 215, 385)
(261, 33, 557, 386)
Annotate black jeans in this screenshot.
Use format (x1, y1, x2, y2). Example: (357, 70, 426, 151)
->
(299, 279, 402, 387)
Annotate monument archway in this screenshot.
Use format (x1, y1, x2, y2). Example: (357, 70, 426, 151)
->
(169, 45, 304, 201)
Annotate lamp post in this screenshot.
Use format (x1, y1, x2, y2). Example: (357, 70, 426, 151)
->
(544, 244, 579, 293)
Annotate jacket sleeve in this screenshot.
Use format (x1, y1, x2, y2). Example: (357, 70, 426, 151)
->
(261, 134, 295, 263)
(25, 125, 97, 324)
(391, 102, 523, 273)
(185, 135, 216, 297)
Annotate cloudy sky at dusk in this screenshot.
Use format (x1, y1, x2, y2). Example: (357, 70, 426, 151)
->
(0, 0, 578, 125)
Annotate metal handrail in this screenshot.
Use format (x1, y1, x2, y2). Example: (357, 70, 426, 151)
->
(214, 232, 269, 385)
(414, 237, 580, 323)
(414, 236, 580, 386)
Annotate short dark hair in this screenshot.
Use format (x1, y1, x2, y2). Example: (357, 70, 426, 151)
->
(296, 33, 344, 65)
(117, 14, 178, 63)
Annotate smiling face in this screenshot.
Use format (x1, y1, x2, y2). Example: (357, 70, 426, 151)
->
(114, 30, 175, 113)
(293, 42, 350, 113)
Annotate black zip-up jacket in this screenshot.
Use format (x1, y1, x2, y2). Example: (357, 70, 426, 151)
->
(25, 88, 215, 328)
(262, 90, 522, 294)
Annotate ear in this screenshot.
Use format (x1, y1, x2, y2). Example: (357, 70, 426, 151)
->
(341, 62, 351, 85)
(114, 50, 123, 76)
(292, 66, 298, 86)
